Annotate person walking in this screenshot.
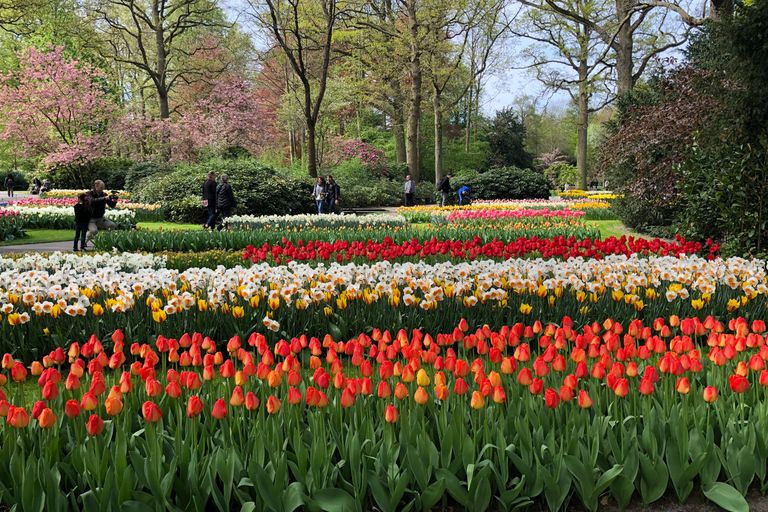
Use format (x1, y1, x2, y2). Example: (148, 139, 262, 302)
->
(4, 174, 14, 198)
(202, 171, 218, 229)
(85, 180, 118, 247)
(437, 173, 452, 207)
(73, 193, 91, 251)
(404, 174, 415, 206)
(32, 177, 41, 194)
(326, 175, 340, 214)
(458, 185, 471, 206)
(312, 177, 327, 214)
(215, 174, 237, 230)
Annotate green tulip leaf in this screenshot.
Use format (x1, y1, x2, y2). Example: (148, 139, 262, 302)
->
(702, 483, 749, 512)
(312, 488, 357, 512)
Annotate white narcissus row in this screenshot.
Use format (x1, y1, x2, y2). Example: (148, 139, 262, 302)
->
(0, 250, 165, 273)
(0, 254, 762, 316)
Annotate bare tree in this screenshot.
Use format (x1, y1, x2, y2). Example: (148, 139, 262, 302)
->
(91, 0, 231, 119)
(245, 0, 345, 178)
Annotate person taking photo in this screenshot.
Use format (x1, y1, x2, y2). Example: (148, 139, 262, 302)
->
(85, 180, 117, 248)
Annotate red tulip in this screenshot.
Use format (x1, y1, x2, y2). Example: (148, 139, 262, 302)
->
(86, 414, 104, 435)
(64, 399, 81, 418)
(245, 392, 259, 410)
(529, 378, 544, 395)
(212, 399, 228, 419)
(165, 381, 182, 399)
(142, 401, 163, 422)
(729, 374, 749, 394)
(454, 378, 469, 395)
(288, 387, 302, 405)
(11, 362, 27, 382)
(32, 400, 45, 419)
(385, 404, 399, 423)
(638, 378, 655, 396)
(492, 386, 506, 404)
(613, 379, 629, 397)
(187, 396, 204, 418)
(559, 385, 574, 403)
(544, 388, 560, 409)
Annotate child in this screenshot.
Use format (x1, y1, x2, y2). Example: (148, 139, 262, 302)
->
(74, 193, 91, 251)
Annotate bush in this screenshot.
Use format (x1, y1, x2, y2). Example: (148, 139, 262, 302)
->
(447, 167, 551, 203)
(125, 162, 171, 191)
(133, 159, 315, 223)
(546, 163, 579, 187)
(1, 170, 29, 191)
(92, 158, 133, 190)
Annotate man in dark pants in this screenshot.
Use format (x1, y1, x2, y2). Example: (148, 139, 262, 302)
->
(326, 175, 340, 214)
(85, 180, 117, 248)
(438, 173, 452, 207)
(404, 174, 415, 206)
(202, 171, 218, 229)
(216, 174, 237, 230)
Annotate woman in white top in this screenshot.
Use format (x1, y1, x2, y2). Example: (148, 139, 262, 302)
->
(312, 177, 327, 214)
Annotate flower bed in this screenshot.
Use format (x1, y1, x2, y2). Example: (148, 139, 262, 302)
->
(9, 198, 163, 222)
(94, 220, 601, 253)
(399, 199, 618, 222)
(227, 213, 408, 230)
(0, 314, 760, 511)
(242, 235, 716, 265)
(10, 206, 136, 230)
(443, 208, 586, 223)
(0, 209, 25, 241)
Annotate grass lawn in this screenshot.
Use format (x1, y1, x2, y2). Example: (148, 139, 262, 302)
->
(0, 229, 74, 246)
(592, 220, 654, 241)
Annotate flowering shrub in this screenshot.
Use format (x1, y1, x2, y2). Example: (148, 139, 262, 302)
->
(328, 137, 390, 178)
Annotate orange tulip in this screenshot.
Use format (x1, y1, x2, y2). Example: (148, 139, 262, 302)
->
(394, 382, 408, 400)
(145, 377, 162, 398)
(492, 386, 506, 404)
(435, 384, 449, 401)
(142, 401, 162, 422)
(470, 391, 485, 409)
(703, 386, 718, 403)
(613, 379, 629, 397)
(80, 392, 98, 411)
(230, 386, 245, 406)
(559, 385, 574, 403)
(105, 397, 123, 416)
(578, 390, 593, 408)
(414, 386, 428, 405)
(267, 370, 282, 388)
(165, 381, 182, 399)
(7, 406, 29, 428)
(11, 362, 27, 382)
(37, 408, 56, 428)
(266, 396, 281, 414)
(86, 414, 104, 435)
(378, 381, 392, 398)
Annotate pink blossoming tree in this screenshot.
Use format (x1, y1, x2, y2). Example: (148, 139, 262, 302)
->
(0, 45, 115, 177)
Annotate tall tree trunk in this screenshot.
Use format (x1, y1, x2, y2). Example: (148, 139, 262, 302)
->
(465, 83, 472, 153)
(406, 0, 422, 182)
(289, 126, 297, 164)
(576, 28, 589, 190)
(394, 123, 407, 163)
(615, 0, 634, 95)
(153, 1, 169, 119)
(434, 88, 444, 183)
(306, 121, 318, 178)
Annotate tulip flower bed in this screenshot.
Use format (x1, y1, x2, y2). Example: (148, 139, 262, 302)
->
(227, 213, 409, 231)
(399, 199, 618, 222)
(11, 206, 136, 230)
(0, 252, 758, 363)
(0, 314, 763, 512)
(41, 189, 132, 199)
(0, 208, 25, 241)
(9, 198, 164, 223)
(94, 219, 601, 253)
(443, 208, 586, 222)
(241, 234, 717, 265)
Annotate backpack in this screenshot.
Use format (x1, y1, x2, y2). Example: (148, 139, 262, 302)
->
(436, 177, 447, 191)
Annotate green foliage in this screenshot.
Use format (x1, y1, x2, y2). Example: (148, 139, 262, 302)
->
(90, 158, 133, 190)
(449, 167, 551, 201)
(1, 169, 29, 190)
(133, 159, 315, 223)
(546, 163, 579, 187)
(487, 107, 535, 170)
(124, 161, 170, 192)
(328, 159, 434, 207)
(677, 135, 768, 257)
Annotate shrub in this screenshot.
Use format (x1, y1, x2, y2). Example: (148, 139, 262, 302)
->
(133, 159, 315, 222)
(448, 167, 551, 202)
(1, 170, 29, 191)
(125, 162, 170, 191)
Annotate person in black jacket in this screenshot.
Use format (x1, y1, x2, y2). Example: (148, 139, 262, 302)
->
(85, 180, 118, 247)
(215, 174, 237, 230)
(325, 175, 340, 214)
(73, 193, 91, 251)
(202, 171, 218, 230)
(437, 173, 452, 207)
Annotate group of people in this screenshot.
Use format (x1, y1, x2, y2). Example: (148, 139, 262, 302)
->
(73, 180, 118, 251)
(202, 171, 237, 230)
(312, 175, 340, 214)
